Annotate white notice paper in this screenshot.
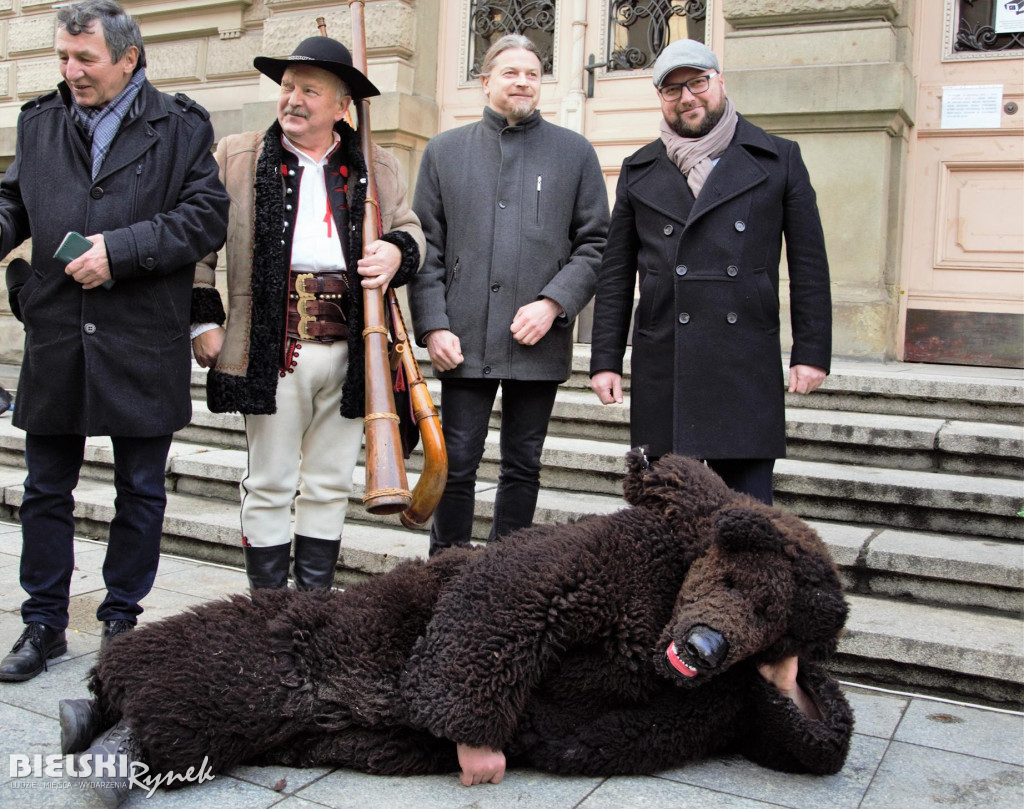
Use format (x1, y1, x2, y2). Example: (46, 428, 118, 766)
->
(940, 85, 1003, 129)
(995, 1, 1024, 34)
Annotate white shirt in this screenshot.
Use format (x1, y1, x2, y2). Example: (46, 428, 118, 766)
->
(281, 133, 346, 274)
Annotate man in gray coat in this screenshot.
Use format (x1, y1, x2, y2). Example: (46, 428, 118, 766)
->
(411, 35, 608, 557)
(0, 0, 228, 682)
(589, 39, 832, 505)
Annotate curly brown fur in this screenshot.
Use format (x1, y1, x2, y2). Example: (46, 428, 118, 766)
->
(86, 454, 852, 784)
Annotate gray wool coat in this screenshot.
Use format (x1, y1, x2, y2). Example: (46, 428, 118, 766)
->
(0, 80, 228, 436)
(410, 108, 609, 381)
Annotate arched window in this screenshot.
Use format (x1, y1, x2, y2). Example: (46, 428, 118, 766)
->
(607, 0, 707, 71)
(467, 0, 557, 79)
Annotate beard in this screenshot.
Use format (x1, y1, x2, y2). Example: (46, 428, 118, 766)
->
(668, 97, 727, 138)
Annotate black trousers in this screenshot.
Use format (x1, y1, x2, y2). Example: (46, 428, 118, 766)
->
(429, 378, 559, 556)
(19, 432, 173, 630)
(704, 457, 776, 506)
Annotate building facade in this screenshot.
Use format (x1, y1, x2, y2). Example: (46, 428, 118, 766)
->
(0, 0, 1020, 367)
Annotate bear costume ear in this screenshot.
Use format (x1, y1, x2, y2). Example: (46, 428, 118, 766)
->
(714, 506, 784, 554)
(623, 447, 652, 506)
(784, 584, 849, 662)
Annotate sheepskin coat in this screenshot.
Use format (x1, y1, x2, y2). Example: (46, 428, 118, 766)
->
(89, 453, 853, 781)
(192, 120, 424, 418)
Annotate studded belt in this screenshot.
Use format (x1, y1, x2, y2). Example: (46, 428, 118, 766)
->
(286, 271, 350, 342)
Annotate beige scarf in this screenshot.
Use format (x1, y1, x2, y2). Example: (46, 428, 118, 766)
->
(660, 98, 738, 198)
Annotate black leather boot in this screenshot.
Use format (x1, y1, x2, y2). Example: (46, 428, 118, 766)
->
(292, 535, 341, 590)
(81, 719, 142, 808)
(60, 697, 104, 755)
(100, 619, 135, 651)
(243, 543, 291, 591)
(0, 622, 67, 682)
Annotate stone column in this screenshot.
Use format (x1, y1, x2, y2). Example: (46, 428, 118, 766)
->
(721, 0, 913, 359)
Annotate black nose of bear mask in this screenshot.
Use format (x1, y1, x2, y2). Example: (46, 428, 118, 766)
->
(684, 625, 729, 669)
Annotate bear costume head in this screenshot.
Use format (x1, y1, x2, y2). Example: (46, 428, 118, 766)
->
(621, 449, 848, 688)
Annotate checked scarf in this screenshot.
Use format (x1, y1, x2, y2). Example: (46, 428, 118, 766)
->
(71, 68, 147, 180)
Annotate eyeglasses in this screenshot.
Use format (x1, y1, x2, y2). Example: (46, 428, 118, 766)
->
(658, 72, 717, 101)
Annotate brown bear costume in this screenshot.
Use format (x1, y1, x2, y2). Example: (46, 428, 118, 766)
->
(84, 452, 854, 782)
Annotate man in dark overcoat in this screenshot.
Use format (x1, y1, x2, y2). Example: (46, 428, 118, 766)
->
(0, 0, 228, 682)
(589, 39, 831, 505)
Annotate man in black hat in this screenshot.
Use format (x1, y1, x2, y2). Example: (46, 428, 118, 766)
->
(190, 36, 424, 591)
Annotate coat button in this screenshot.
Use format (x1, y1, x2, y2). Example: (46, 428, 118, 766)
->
(288, 170, 296, 177)
(726, 312, 738, 324)
(498, 200, 507, 209)
(678, 313, 690, 324)
(491, 283, 500, 292)
(144, 257, 155, 269)
(286, 187, 293, 195)
(483, 366, 492, 375)
(727, 265, 738, 277)
(663, 224, 674, 236)
(734, 221, 746, 232)
(286, 204, 293, 211)
(675, 265, 687, 276)
(90, 187, 103, 199)
(84, 323, 96, 334)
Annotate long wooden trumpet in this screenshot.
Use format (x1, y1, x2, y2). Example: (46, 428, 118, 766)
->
(333, 7, 448, 525)
(340, 6, 410, 515)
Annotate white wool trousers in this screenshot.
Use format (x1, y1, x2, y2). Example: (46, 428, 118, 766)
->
(240, 340, 363, 547)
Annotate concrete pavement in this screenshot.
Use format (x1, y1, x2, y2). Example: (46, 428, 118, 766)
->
(0, 523, 1021, 809)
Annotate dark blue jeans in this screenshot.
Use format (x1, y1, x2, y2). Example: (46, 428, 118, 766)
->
(429, 378, 559, 556)
(19, 433, 173, 630)
(704, 458, 776, 505)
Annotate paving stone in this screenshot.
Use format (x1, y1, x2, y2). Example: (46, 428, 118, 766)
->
(858, 742, 1023, 809)
(658, 732, 887, 809)
(153, 562, 249, 599)
(842, 686, 909, 739)
(227, 763, 332, 795)
(579, 775, 777, 808)
(296, 768, 604, 809)
(894, 698, 1024, 766)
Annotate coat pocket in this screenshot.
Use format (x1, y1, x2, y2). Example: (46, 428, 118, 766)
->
(751, 267, 780, 333)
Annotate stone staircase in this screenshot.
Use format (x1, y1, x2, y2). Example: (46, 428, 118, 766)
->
(0, 351, 1020, 708)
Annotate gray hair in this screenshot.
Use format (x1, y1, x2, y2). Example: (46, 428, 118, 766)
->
(478, 34, 542, 78)
(56, 0, 146, 70)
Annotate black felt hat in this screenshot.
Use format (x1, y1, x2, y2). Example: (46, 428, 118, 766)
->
(254, 36, 380, 99)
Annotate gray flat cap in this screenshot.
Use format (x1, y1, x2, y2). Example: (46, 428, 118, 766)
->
(652, 39, 720, 87)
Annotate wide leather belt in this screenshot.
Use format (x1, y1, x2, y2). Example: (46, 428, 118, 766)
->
(286, 271, 350, 342)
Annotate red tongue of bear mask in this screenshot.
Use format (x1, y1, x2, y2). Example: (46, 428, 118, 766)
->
(666, 642, 698, 678)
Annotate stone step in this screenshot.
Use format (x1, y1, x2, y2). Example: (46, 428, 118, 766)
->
(0, 467, 1017, 705)
(836, 593, 1024, 706)
(773, 459, 1024, 541)
(2, 429, 1020, 616)
(180, 380, 1024, 482)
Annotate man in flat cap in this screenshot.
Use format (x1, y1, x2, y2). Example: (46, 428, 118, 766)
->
(190, 36, 424, 590)
(589, 39, 832, 505)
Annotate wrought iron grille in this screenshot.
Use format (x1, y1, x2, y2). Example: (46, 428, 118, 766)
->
(467, 0, 556, 79)
(955, 0, 1024, 52)
(607, 0, 707, 72)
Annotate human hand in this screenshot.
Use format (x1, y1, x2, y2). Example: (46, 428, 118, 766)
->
(425, 329, 464, 372)
(758, 656, 821, 720)
(788, 364, 826, 394)
(456, 743, 506, 786)
(65, 234, 111, 290)
(590, 371, 623, 405)
(192, 327, 225, 368)
(357, 239, 402, 290)
(510, 298, 562, 346)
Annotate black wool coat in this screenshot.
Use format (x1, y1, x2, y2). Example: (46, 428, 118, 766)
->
(590, 116, 832, 459)
(0, 80, 229, 436)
